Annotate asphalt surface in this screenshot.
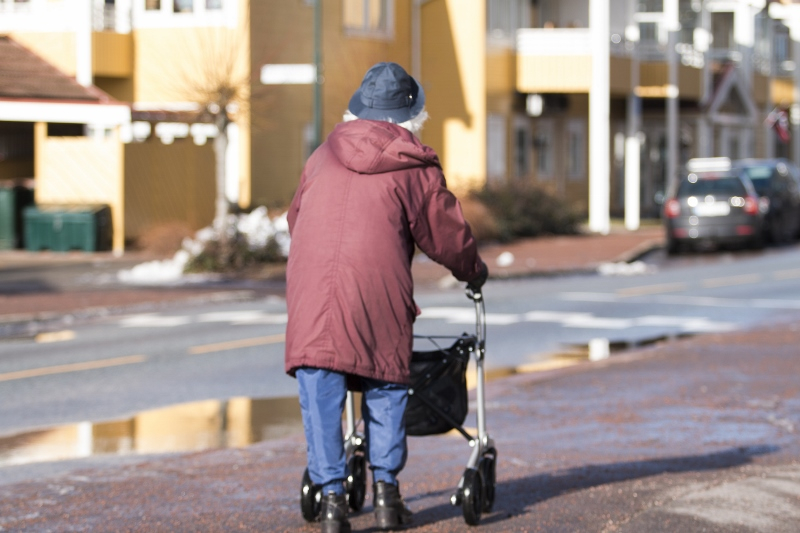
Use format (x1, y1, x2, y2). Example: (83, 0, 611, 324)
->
(1, 320, 799, 532)
(2, 226, 800, 532)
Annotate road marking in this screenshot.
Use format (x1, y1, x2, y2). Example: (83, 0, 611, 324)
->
(35, 330, 76, 343)
(616, 282, 688, 297)
(773, 268, 800, 280)
(516, 359, 581, 373)
(566, 292, 800, 310)
(119, 314, 191, 328)
(0, 355, 147, 382)
(198, 311, 288, 325)
(419, 307, 521, 325)
(188, 333, 286, 355)
(702, 274, 762, 288)
(418, 307, 734, 332)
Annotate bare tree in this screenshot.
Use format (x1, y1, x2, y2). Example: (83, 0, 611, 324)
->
(184, 27, 248, 251)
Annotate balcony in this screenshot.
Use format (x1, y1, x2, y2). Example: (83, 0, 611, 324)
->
(516, 28, 593, 93)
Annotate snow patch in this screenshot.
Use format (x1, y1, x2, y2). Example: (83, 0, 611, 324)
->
(118, 208, 290, 285)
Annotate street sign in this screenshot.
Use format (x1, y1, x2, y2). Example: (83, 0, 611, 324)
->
(260, 64, 317, 85)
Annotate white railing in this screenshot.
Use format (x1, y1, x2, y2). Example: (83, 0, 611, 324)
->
(0, 0, 130, 33)
(516, 28, 592, 56)
(0, 0, 233, 33)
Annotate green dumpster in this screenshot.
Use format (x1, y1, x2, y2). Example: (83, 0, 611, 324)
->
(23, 204, 113, 252)
(0, 189, 15, 250)
(0, 186, 34, 250)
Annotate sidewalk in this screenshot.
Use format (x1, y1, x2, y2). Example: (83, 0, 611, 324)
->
(1, 312, 798, 532)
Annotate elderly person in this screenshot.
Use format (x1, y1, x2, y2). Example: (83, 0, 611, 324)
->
(285, 61, 488, 533)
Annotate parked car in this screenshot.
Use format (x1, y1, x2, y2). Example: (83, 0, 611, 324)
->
(733, 158, 800, 244)
(663, 157, 767, 255)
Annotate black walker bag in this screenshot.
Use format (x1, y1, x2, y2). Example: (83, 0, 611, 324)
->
(404, 335, 474, 436)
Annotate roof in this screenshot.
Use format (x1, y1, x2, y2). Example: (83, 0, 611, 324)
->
(0, 36, 113, 103)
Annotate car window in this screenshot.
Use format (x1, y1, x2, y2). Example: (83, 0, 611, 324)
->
(739, 166, 774, 195)
(677, 176, 747, 197)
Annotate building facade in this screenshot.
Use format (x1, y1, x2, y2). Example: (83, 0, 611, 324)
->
(1, 0, 799, 249)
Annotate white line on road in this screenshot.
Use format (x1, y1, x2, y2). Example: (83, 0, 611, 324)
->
(564, 292, 800, 310)
(198, 311, 288, 325)
(702, 274, 762, 288)
(119, 314, 192, 328)
(417, 307, 734, 332)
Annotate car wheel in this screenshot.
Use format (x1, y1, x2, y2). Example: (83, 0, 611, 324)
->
(666, 237, 680, 256)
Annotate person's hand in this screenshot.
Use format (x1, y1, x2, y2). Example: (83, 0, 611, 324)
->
(467, 260, 488, 293)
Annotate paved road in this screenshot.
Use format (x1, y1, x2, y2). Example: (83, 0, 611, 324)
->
(1, 318, 799, 532)
(3, 244, 800, 436)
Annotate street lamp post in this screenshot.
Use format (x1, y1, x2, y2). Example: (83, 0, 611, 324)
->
(313, 0, 323, 151)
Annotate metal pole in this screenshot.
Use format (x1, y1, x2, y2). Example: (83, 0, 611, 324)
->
(624, 0, 641, 231)
(697, 0, 712, 158)
(76, 0, 93, 87)
(589, 0, 610, 235)
(793, 36, 800, 165)
(313, 0, 323, 150)
(665, 0, 680, 201)
(765, 15, 775, 159)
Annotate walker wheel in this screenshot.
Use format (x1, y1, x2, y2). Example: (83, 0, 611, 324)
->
(346, 453, 367, 511)
(479, 452, 497, 513)
(461, 467, 483, 525)
(300, 468, 321, 522)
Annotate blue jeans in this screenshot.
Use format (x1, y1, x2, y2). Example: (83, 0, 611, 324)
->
(296, 368, 408, 496)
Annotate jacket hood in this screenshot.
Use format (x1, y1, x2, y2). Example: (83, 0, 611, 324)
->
(327, 120, 440, 175)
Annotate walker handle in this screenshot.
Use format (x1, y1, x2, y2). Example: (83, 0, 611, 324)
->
(465, 286, 486, 349)
(465, 287, 483, 301)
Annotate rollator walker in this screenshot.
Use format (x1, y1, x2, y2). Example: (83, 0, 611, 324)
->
(300, 287, 496, 526)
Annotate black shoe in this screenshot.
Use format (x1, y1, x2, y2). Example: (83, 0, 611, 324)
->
(373, 481, 413, 530)
(320, 492, 351, 533)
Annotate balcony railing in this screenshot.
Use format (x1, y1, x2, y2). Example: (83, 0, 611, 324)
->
(93, 4, 131, 33)
(0, 0, 130, 33)
(517, 28, 592, 57)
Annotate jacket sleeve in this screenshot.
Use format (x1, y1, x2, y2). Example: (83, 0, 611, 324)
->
(410, 177, 484, 282)
(287, 168, 308, 235)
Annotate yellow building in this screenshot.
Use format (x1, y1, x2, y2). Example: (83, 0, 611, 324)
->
(2, 0, 799, 248)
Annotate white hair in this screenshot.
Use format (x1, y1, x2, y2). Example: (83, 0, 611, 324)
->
(343, 108, 430, 137)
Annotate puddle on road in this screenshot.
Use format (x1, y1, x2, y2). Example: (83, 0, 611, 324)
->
(0, 336, 681, 468)
(0, 396, 304, 468)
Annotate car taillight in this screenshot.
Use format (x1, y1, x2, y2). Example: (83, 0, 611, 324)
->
(743, 196, 759, 215)
(664, 199, 681, 218)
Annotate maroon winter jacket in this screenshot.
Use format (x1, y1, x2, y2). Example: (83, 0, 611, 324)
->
(284, 119, 483, 385)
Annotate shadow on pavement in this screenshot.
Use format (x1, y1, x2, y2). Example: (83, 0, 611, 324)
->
(409, 444, 778, 528)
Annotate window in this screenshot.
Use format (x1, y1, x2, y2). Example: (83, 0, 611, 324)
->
(535, 119, 554, 179)
(174, 0, 193, 13)
(206, 0, 222, 9)
(639, 0, 663, 13)
(145, 0, 160, 10)
(487, 0, 530, 43)
(343, 0, 393, 37)
(513, 116, 531, 179)
(711, 11, 733, 50)
(566, 119, 586, 181)
(487, 114, 507, 184)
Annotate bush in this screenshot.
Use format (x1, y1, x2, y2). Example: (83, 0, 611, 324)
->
(459, 195, 501, 242)
(184, 230, 285, 274)
(472, 181, 582, 242)
(134, 221, 195, 257)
